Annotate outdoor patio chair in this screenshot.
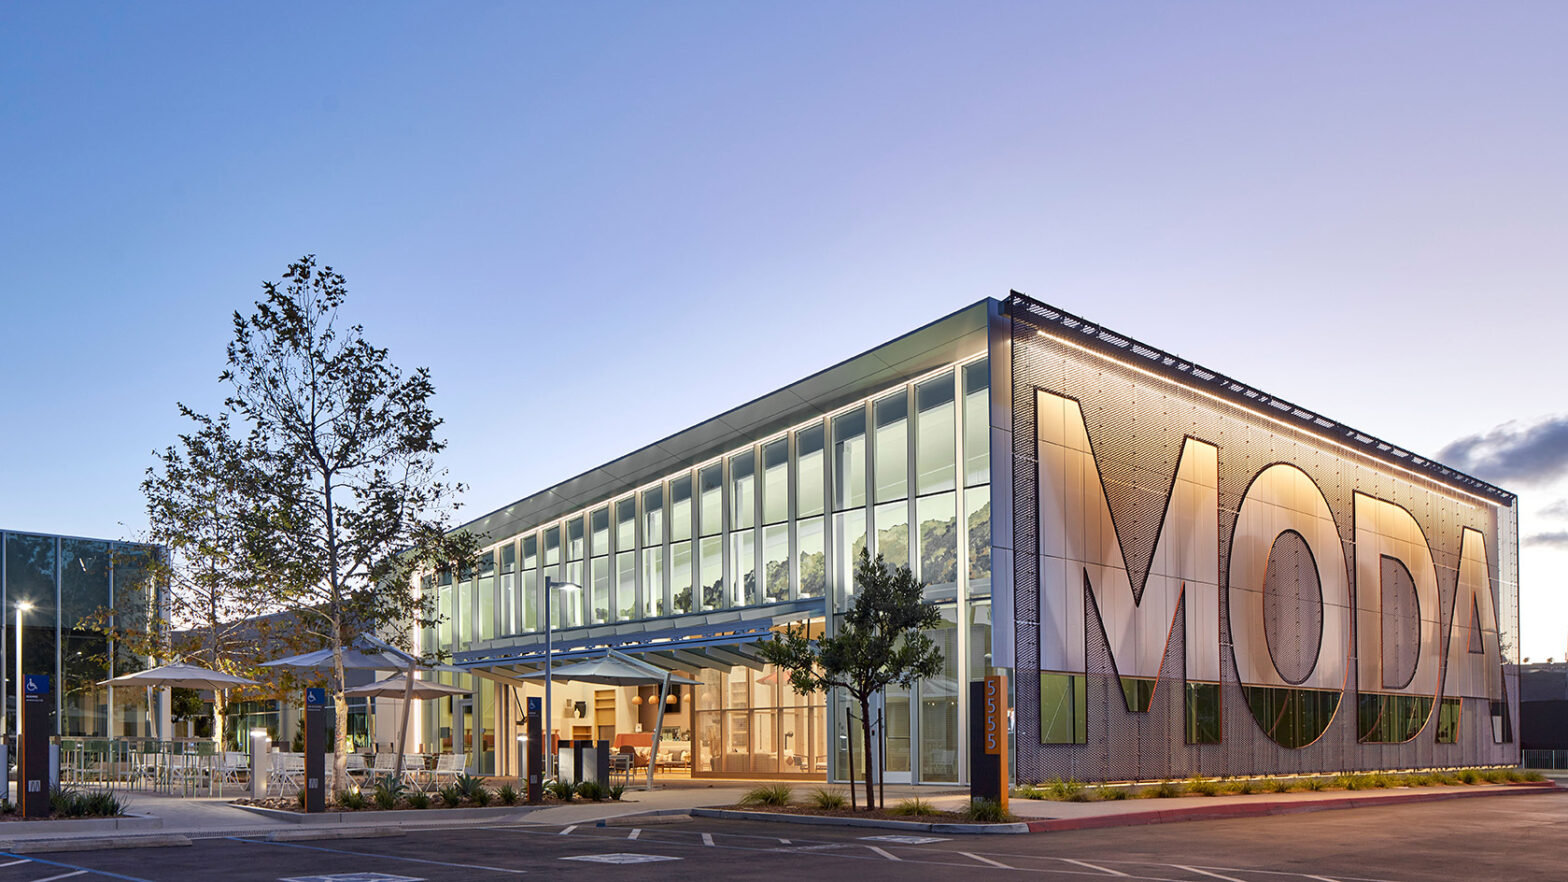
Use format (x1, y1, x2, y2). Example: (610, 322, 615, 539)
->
(219, 751, 249, 788)
(400, 753, 431, 791)
(344, 753, 369, 784)
(269, 751, 304, 793)
(610, 752, 634, 785)
(429, 753, 466, 789)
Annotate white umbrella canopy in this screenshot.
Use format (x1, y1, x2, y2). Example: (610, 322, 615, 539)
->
(343, 674, 470, 700)
(98, 662, 260, 692)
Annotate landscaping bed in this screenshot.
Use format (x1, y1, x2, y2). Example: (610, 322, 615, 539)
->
(1014, 767, 1547, 803)
(724, 784, 1014, 825)
(231, 775, 627, 813)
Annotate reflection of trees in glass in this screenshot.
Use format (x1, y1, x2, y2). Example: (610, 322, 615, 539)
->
(875, 526, 908, 568)
(919, 514, 957, 586)
(798, 551, 825, 597)
(765, 560, 789, 602)
(703, 578, 724, 610)
(967, 501, 991, 579)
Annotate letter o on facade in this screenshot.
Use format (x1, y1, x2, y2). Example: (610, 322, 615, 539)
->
(1229, 464, 1351, 695)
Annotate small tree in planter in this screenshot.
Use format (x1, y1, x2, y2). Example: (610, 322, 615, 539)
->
(757, 548, 943, 811)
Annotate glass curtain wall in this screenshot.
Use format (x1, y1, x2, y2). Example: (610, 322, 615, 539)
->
(437, 354, 990, 784)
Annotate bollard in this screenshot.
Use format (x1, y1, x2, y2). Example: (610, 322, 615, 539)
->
(250, 729, 271, 800)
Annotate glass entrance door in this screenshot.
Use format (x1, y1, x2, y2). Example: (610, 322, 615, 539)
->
(881, 686, 913, 784)
(454, 697, 475, 772)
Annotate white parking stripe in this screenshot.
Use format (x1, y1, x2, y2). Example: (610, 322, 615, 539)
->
(866, 846, 901, 861)
(1060, 857, 1130, 876)
(0, 859, 28, 868)
(960, 851, 1012, 869)
(1177, 867, 1248, 882)
(701, 832, 715, 846)
(30, 872, 86, 882)
(560, 824, 578, 835)
(628, 828, 641, 840)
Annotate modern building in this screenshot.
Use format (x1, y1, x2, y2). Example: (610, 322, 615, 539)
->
(1, 529, 163, 738)
(418, 293, 1520, 783)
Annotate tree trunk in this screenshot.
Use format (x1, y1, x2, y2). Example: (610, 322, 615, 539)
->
(213, 691, 227, 753)
(858, 694, 876, 811)
(331, 632, 349, 794)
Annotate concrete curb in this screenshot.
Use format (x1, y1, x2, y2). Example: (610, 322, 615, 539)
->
(1023, 782, 1564, 833)
(597, 809, 695, 827)
(265, 827, 405, 842)
(690, 807, 1028, 835)
(0, 812, 161, 834)
(230, 803, 541, 825)
(0, 834, 192, 854)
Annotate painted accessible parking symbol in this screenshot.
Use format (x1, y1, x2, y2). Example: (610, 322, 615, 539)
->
(562, 854, 683, 864)
(859, 835, 950, 845)
(279, 875, 425, 882)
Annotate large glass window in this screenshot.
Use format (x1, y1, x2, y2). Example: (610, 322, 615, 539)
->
(730, 529, 755, 607)
(476, 551, 496, 642)
(699, 535, 724, 611)
(873, 500, 908, 570)
(874, 392, 908, 503)
(615, 497, 635, 549)
(833, 408, 866, 511)
(436, 569, 453, 651)
(456, 562, 473, 647)
(699, 466, 723, 537)
(919, 606, 960, 782)
(796, 423, 825, 518)
(566, 516, 585, 562)
(671, 541, 693, 613)
(616, 551, 636, 621)
(797, 517, 825, 598)
(643, 486, 665, 617)
(521, 535, 538, 632)
(590, 554, 611, 624)
(61, 538, 111, 737)
(544, 526, 561, 576)
(590, 507, 610, 556)
(731, 450, 756, 530)
(763, 524, 789, 603)
(963, 358, 989, 487)
(762, 439, 788, 525)
(916, 372, 956, 494)
(498, 543, 516, 635)
(966, 486, 991, 597)
(918, 492, 958, 601)
(670, 475, 693, 543)
(693, 665, 824, 778)
(832, 509, 866, 606)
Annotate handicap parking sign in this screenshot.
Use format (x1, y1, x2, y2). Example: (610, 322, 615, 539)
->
(23, 675, 49, 696)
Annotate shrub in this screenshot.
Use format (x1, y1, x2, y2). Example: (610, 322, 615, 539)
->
(1482, 769, 1509, 784)
(497, 783, 519, 805)
(471, 786, 493, 806)
(338, 789, 366, 810)
(808, 787, 848, 809)
(1186, 777, 1220, 796)
(1304, 777, 1329, 791)
(1457, 769, 1480, 785)
(608, 784, 626, 801)
(1147, 781, 1184, 799)
(740, 784, 793, 807)
(1227, 779, 1258, 795)
(297, 788, 307, 808)
(1048, 777, 1087, 801)
(1505, 769, 1525, 783)
(455, 772, 487, 800)
(0, 798, 15, 815)
(1264, 778, 1292, 794)
(1014, 784, 1044, 800)
(372, 776, 405, 810)
(1522, 770, 1545, 782)
(964, 799, 1015, 823)
(890, 797, 939, 817)
(439, 785, 465, 807)
(1093, 784, 1130, 801)
(545, 780, 575, 801)
(406, 790, 431, 809)
(1366, 772, 1394, 789)
(574, 780, 607, 802)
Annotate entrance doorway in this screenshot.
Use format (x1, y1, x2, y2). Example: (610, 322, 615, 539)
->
(454, 697, 475, 772)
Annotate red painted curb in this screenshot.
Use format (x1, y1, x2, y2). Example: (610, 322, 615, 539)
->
(1023, 783, 1563, 833)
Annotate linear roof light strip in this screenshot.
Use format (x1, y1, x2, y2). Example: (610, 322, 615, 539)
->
(1008, 292, 1513, 508)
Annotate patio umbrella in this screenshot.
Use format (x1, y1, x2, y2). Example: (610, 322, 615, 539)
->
(262, 635, 459, 783)
(343, 674, 470, 761)
(522, 649, 699, 789)
(98, 662, 260, 742)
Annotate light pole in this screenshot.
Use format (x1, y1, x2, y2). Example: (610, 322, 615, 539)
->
(14, 601, 31, 751)
(542, 575, 580, 781)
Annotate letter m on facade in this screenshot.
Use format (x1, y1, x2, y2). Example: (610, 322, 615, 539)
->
(1036, 390, 1222, 744)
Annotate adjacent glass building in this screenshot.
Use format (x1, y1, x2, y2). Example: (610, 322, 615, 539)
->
(0, 530, 163, 738)
(421, 295, 1520, 784)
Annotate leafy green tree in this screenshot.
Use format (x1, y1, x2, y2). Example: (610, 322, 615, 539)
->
(756, 548, 943, 810)
(219, 255, 479, 790)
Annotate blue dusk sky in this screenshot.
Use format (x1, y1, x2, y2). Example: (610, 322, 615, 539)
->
(2, 2, 1566, 658)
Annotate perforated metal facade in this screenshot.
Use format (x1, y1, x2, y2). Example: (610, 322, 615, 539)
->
(1005, 293, 1521, 782)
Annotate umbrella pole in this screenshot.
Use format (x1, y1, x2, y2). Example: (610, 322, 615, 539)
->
(394, 660, 416, 785)
(648, 671, 669, 791)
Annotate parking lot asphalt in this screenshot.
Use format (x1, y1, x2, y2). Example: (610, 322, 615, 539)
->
(2, 789, 1563, 882)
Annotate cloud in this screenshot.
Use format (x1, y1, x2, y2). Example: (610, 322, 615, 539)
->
(1539, 499, 1568, 520)
(1436, 415, 1568, 485)
(1524, 531, 1568, 550)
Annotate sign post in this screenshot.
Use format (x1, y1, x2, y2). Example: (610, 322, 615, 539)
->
(303, 687, 326, 813)
(525, 696, 542, 804)
(20, 674, 50, 819)
(968, 674, 1009, 811)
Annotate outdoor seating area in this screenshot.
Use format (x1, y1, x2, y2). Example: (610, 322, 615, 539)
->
(54, 739, 471, 798)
